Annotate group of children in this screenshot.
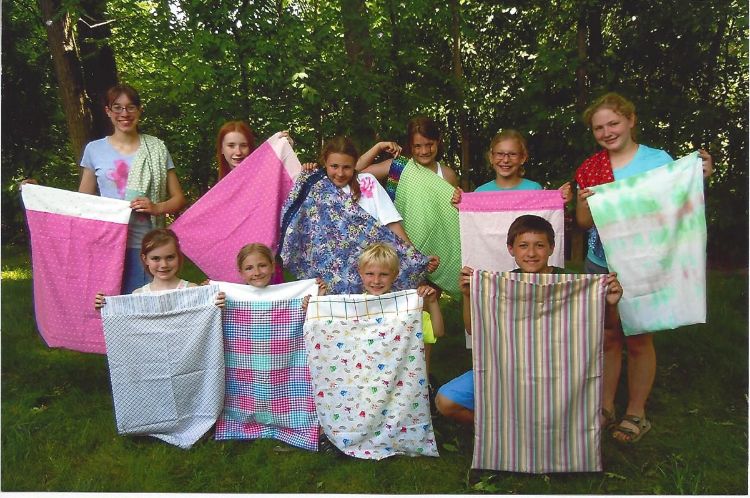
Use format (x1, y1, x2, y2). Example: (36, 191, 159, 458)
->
(87, 87, 715, 450)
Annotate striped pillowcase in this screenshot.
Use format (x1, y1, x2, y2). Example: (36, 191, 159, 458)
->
(471, 270, 607, 473)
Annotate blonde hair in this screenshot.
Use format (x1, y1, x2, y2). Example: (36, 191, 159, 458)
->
(236, 243, 274, 271)
(487, 129, 529, 175)
(583, 92, 638, 139)
(358, 243, 400, 275)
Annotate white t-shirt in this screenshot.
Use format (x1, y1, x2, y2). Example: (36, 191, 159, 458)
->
(342, 173, 403, 226)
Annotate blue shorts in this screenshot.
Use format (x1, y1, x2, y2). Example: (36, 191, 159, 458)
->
(437, 370, 474, 410)
(122, 247, 150, 294)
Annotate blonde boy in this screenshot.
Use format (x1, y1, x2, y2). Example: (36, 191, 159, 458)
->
(357, 243, 444, 379)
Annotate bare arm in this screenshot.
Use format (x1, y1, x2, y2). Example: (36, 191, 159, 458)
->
(131, 170, 186, 215)
(418, 286, 445, 338)
(575, 187, 595, 230)
(359, 160, 394, 182)
(603, 272, 623, 329)
(441, 165, 460, 188)
(385, 220, 412, 245)
(558, 182, 573, 204)
(356, 141, 401, 174)
(462, 296, 472, 334)
(78, 167, 98, 194)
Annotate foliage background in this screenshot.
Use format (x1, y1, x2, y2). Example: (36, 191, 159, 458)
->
(1, 2, 748, 492)
(3, 0, 748, 263)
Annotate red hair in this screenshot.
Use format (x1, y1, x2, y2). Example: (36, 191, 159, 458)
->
(216, 121, 256, 180)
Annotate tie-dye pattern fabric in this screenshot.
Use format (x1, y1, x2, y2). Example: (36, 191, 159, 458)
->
(278, 170, 428, 294)
(22, 184, 131, 354)
(214, 279, 319, 450)
(587, 152, 706, 334)
(471, 270, 607, 473)
(458, 190, 565, 272)
(172, 133, 299, 284)
(304, 291, 439, 460)
(394, 159, 461, 296)
(100, 285, 225, 449)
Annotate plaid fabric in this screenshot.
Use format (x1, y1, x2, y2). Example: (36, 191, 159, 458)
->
(215, 296, 318, 451)
(587, 153, 707, 334)
(471, 271, 607, 473)
(101, 285, 225, 449)
(304, 291, 439, 460)
(394, 159, 462, 296)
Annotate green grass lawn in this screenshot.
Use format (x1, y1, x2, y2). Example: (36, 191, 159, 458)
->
(2, 244, 747, 493)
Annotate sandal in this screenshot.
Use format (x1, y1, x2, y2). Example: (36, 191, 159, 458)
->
(611, 414, 651, 444)
(601, 408, 616, 431)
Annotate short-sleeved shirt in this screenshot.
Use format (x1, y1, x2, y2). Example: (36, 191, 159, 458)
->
(342, 173, 403, 226)
(475, 177, 543, 192)
(586, 144, 673, 268)
(80, 137, 175, 248)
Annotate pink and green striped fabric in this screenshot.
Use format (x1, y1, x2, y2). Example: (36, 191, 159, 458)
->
(471, 270, 607, 473)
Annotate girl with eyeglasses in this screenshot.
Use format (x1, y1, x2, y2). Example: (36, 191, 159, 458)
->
(474, 129, 572, 201)
(78, 83, 187, 293)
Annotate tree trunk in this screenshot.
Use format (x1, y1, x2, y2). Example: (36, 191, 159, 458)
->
(575, 9, 588, 113)
(587, 3, 602, 87)
(78, 0, 119, 139)
(385, 0, 406, 120)
(340, 0, 375, 146)
(231, 0, 252, 120)
(39, 0, 93, 162)
(449, 0, 470, 190)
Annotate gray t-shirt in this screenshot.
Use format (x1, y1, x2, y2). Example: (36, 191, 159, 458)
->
(80, 137, 174, 248)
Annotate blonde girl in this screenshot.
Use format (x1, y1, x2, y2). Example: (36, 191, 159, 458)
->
(475, 129, 572, 201)
(235, 243, 326, 308)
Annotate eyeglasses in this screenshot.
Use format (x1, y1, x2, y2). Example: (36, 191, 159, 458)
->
(493, 152, 520, 159)
(109, 104, 139, 114)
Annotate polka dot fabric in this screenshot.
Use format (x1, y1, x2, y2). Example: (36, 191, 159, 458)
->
(171, 134, 300, 283)
(21, 185, 131, 354)
(574, 149, 614, 189)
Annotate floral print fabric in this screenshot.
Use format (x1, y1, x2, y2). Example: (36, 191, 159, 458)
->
(278, 170, 429, 294)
